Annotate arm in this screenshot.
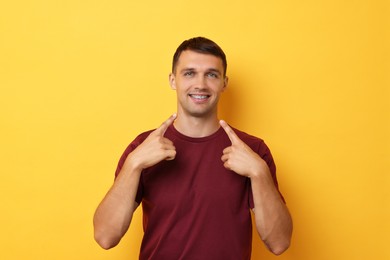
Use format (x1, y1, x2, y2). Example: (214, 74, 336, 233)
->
(93, 114, 177, 249)
(249, 161, 292, 255)
(219, 120, 292, 255)
(93, 162, 141, 249)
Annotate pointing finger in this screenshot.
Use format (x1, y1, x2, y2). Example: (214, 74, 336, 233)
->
(154, 114, 177, 136)
(219, 120, 240, 144)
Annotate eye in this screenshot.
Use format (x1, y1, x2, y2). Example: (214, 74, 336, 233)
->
(183, 71, 194, 77)
(207, 72, 218, 78)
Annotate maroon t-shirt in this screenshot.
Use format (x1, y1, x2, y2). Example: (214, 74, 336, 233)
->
(115, 124, 281, 260)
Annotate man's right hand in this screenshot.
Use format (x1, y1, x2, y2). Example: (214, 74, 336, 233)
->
(126, 114, 177, 171)
(93, 116, 177, 249)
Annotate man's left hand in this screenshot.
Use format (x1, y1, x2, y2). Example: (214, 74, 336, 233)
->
(219, 120, 269, 178)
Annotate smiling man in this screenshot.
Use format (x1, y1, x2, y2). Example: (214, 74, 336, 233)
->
(93, 37, 292, 259)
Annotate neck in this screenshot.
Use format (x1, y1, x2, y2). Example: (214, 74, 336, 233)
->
(173, 113, 220, 138)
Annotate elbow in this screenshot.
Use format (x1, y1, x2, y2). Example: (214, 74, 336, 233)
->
(93, 214, 128, 250)
(95, 238, 116, 250)
(267, 240, 291, 256)
(263, 230, 292, 256)
(94, 229, 120, 250)
(262, 229, 292, 255)
(263, 214, 293, 255)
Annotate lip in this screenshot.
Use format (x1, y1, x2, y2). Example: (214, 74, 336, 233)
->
(188, 93, 211, 103)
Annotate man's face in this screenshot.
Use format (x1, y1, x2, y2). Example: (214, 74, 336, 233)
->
(169, 50, 228, 118)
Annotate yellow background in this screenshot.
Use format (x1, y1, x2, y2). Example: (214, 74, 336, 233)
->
(1, 0, 389, 259)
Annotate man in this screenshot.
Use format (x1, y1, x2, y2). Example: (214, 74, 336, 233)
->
(94, 37, 292, 259)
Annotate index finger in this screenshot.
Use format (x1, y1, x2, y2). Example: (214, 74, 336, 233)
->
(219, 120, 240, 144)
(154, 114, 177, 136)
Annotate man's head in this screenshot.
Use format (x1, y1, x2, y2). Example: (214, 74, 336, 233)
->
(169, 37, 228, 120)
(172, 37, 227, 77)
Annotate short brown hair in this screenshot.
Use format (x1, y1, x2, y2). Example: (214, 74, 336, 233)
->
(172, 37, 227, 76)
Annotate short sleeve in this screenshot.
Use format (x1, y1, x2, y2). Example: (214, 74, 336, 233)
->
(114, 131, 153, 204)
(248, 140, 285, 209)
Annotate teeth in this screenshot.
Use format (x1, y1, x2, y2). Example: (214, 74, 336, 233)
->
(190, 94, 208, 99)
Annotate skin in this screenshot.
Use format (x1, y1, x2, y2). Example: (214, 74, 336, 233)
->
(93, 50, 292, 255)
(169, 50, 228, 137)
(93, 114, 176, 249)
(219, 120, 293, 255)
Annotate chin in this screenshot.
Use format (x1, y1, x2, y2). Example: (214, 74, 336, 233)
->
(185, 109, 215, 118)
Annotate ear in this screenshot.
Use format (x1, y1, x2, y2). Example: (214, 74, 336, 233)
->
(169, 73, 176, 90)
(222, 76, 229, 92)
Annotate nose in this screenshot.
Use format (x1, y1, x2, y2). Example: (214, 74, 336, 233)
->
(194, 74, 207, 89)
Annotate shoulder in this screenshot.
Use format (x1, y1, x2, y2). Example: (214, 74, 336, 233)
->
(231, 126, 264, 145)
(114, 129, 155, 177)
(123, 129, 155, 152)
(133, 129, 155, 143)
(230, 126, 272, 156)
(120, 129, 155, 158)
(230, 126, 276, 175)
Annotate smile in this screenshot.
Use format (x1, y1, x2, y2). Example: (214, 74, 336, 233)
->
(189, 94, 210, 100)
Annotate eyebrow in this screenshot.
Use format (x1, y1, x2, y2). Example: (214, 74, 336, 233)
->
(180, 68, 195, 72)
(180, 67, 222, 75)
(206, 68, 222, 75)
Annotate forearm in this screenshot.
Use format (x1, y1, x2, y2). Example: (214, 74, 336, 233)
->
(250, 165, 293, 255)
(93, 162, 141, 249)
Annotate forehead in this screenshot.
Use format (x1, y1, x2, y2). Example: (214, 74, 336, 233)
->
(176, 50, 224, 71)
